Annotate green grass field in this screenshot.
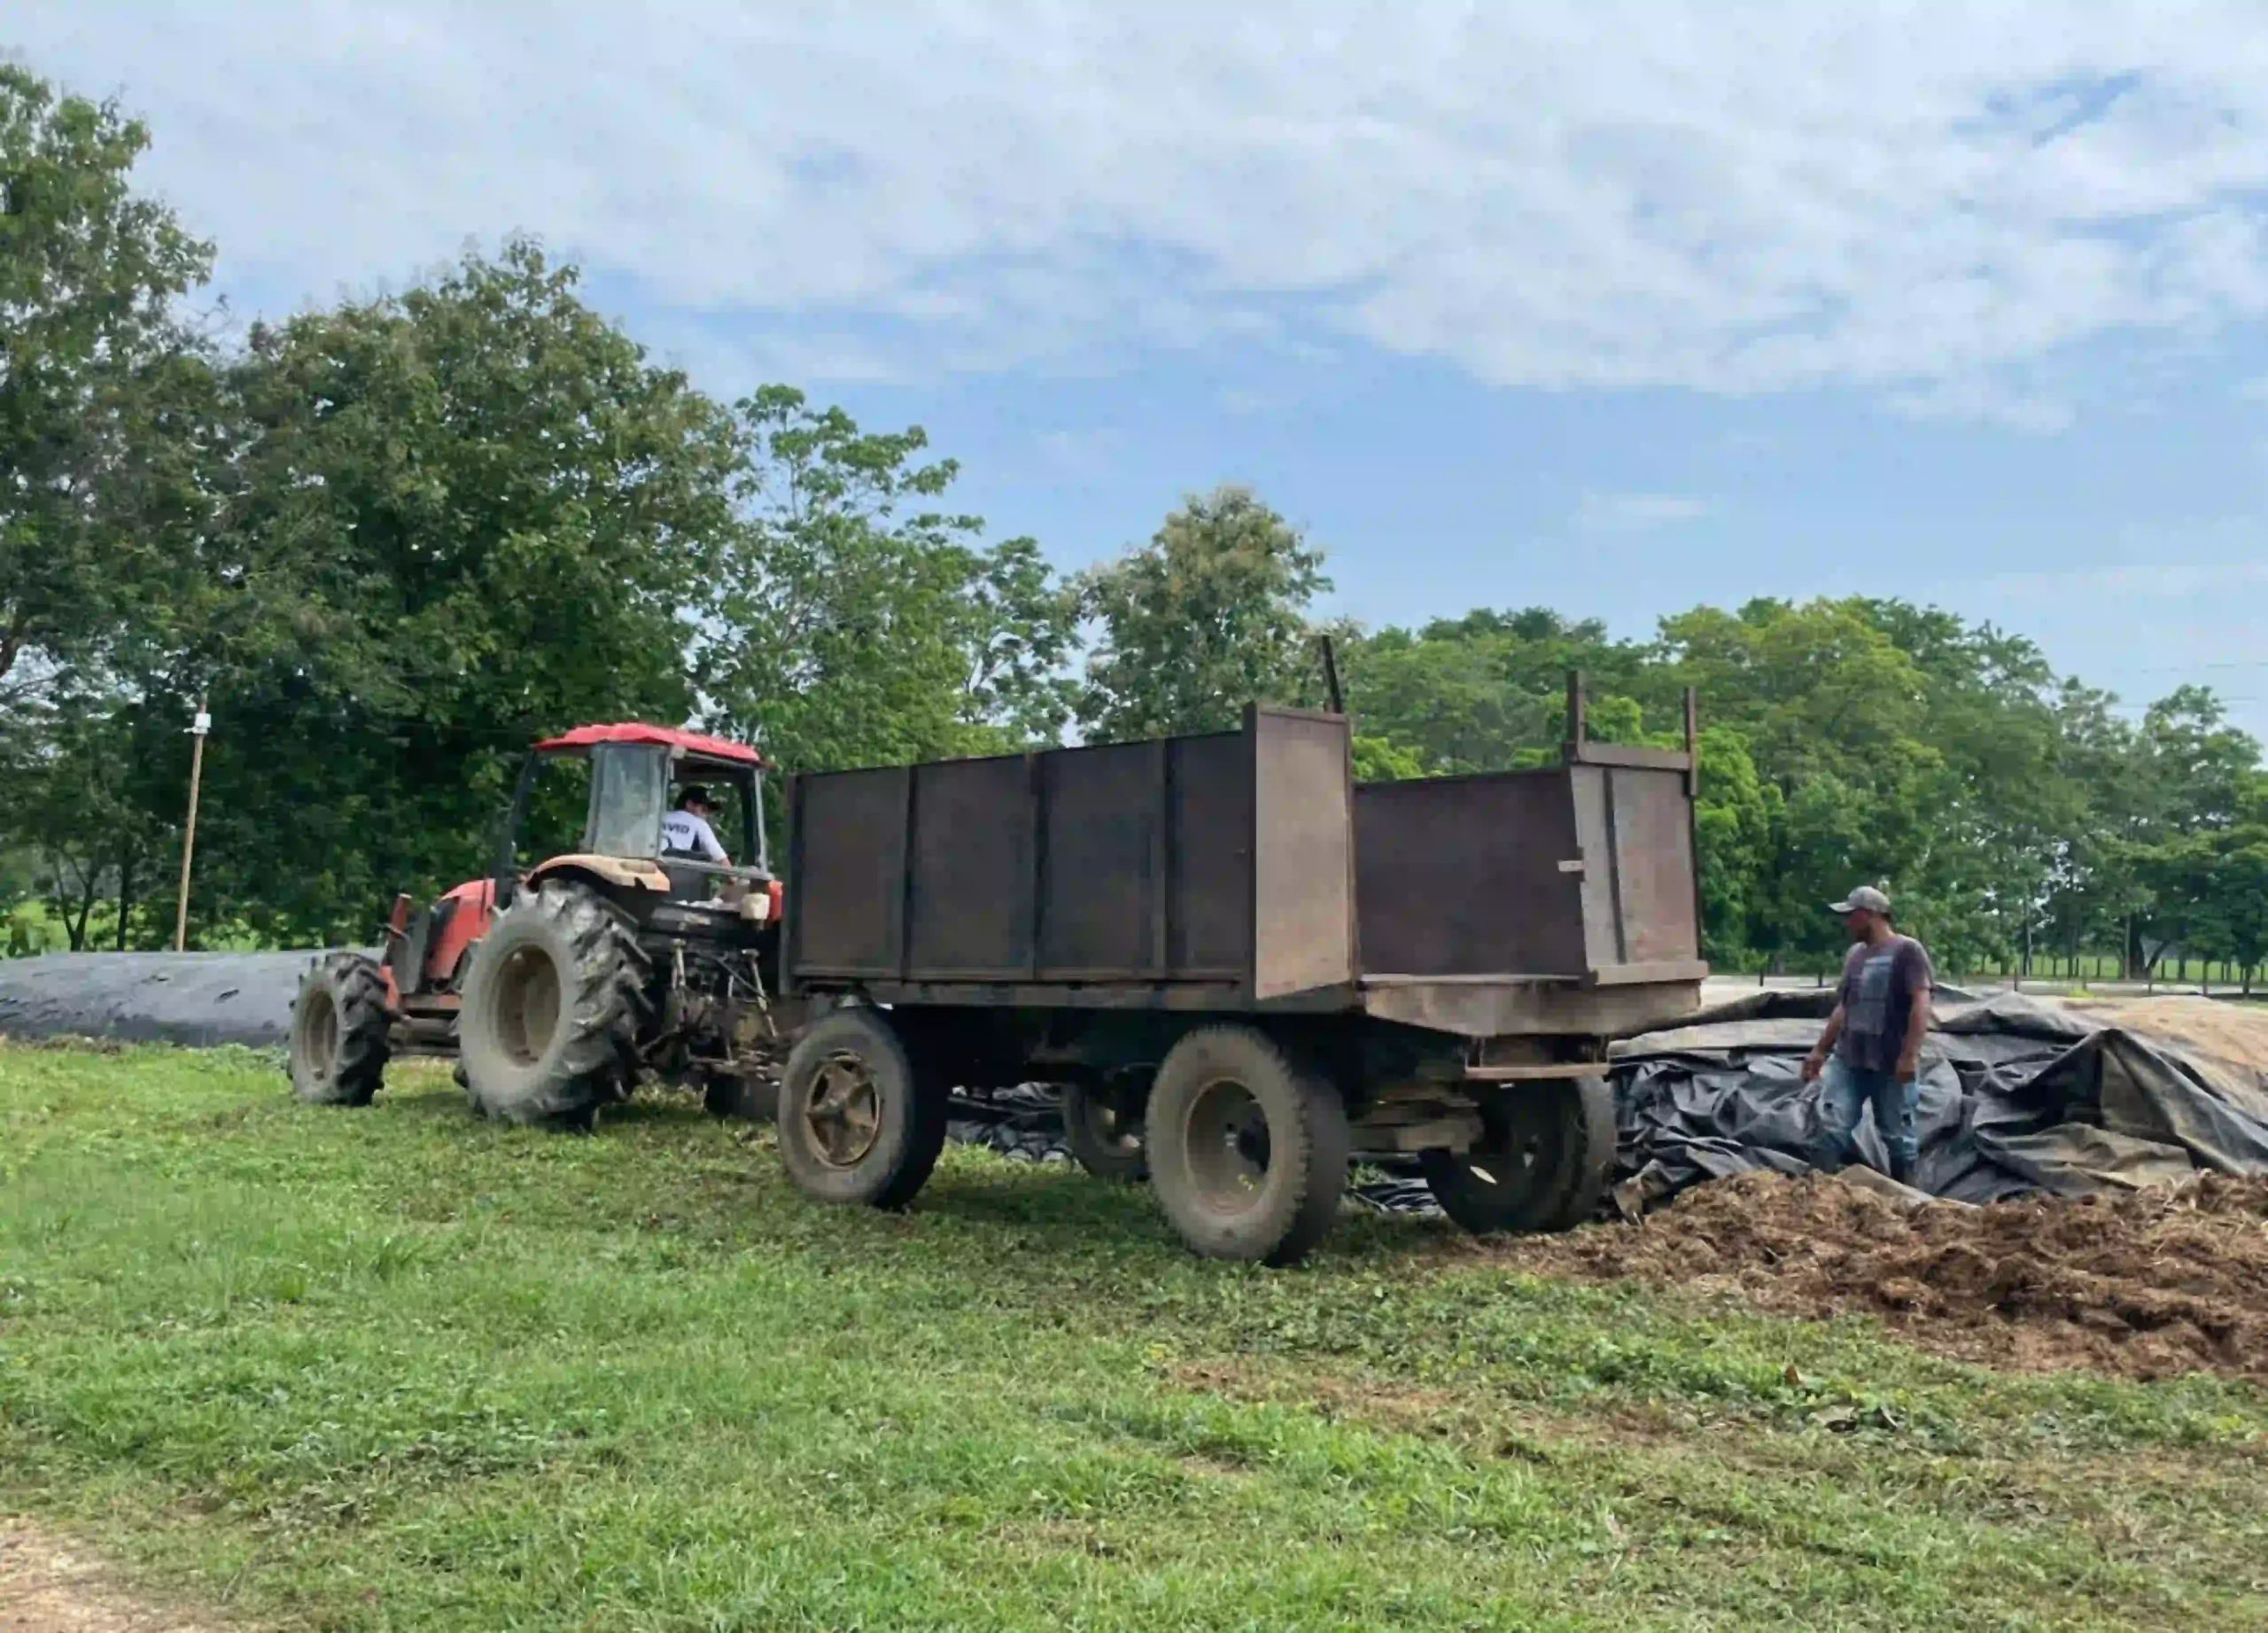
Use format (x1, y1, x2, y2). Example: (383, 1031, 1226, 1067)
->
(3, 1043, 2264, 1630)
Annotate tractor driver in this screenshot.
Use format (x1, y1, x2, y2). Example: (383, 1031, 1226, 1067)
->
(661, 785, 731, 865)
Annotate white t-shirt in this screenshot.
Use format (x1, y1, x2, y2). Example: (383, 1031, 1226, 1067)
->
(661, 809, 727, 863)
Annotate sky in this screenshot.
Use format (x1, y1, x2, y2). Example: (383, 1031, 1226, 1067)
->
(16, 4, 2268, 736)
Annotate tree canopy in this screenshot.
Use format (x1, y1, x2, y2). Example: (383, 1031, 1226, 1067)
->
(1, 64, 214, 704)
(1076, 485, 1329, 741)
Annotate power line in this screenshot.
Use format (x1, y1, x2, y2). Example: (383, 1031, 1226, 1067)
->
(2103, 659, 2268, 674)
(2105, 696, 2264, 712)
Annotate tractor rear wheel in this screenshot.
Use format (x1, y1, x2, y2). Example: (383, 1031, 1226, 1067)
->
(288, 952, 392, 1106)
(457, 881, 650, 1126)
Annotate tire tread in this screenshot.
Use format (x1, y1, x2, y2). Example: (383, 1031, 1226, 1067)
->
(289, 952, 392, 1106)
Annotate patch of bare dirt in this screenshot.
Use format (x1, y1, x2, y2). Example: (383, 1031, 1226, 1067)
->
(0, 1522, 219, 1632)
(1479, 1170, 2268, 1383)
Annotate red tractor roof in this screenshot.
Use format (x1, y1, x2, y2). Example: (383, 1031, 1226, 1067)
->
(534, 723, 767, 767)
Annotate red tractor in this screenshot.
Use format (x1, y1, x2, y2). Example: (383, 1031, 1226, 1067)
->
(285, 724, 788, 1126)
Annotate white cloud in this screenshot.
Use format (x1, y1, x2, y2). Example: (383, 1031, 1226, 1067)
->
(1982, 560, 2268, 599)
(20, 4, 2268, 419)
(1577, 491, 1711, 532)
(1884, 378, 2077, 434)
(1034, 427, 1123, 478)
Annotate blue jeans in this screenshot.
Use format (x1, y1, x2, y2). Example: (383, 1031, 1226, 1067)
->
(1821, 1058, 1918, 1177)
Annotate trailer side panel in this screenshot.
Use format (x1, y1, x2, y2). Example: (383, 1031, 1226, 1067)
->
(790, 766, 911, 977)
(1169, 730, 1252, 979)
(1352, 770, 1587, 978)
(1037, 743, 1158, 978)
(908, 753, 1034, 978)
(1252, 709, 1357, 999)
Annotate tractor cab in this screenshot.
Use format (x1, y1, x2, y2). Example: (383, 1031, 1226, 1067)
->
(500, 724, 777, 925)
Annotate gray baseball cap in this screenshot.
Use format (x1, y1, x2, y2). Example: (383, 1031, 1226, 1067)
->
(1830, 885, 1891, 915)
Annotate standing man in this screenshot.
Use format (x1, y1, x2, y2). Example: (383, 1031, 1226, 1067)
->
(1800, 885, 1934, 1186)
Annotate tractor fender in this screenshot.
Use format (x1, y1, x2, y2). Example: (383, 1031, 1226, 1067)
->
(527, 855, 672, 895)
(424, 878, 496, 989)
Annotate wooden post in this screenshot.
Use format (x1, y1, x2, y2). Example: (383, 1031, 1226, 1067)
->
(173, 697, 210, 953)
(1564, 670, 1587, 759)
(1318, 634, 1346, 717)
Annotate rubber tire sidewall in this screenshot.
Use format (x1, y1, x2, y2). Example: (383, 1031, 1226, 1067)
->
(1061, 1079, 1148, 1183)
(456, 885, 638, 1126)
(1146, 1026, 1350, 1267)
(1422, 1077, 1617, 1235)
(1532, 1074, 1617, 1232)
(288, 953, 391, 1107)
(778, 1009, 947, 1209)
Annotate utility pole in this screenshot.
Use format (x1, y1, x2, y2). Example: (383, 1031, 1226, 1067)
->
(173, 697, 210, 953)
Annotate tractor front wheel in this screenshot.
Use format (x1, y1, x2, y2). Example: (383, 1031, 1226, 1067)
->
(288, 952, 392, 1106)
(457, 882, 650, 1126)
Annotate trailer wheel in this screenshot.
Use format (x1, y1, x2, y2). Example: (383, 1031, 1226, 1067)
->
(778, 1010, 947, 1209)
(1420, 1076, 1617, 1234)
(1146, 1026, 1349, 1266)
(1062, 1079, 1147, 1183)
(288, 953, 392, 1106)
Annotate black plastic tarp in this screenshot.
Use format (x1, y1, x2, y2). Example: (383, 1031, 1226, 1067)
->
(1610, 989, 2268, 1211)
(0, 951, 357, 1050)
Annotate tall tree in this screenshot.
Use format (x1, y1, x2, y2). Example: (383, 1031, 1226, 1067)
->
(2114, 688, 2265, 976)
(1690, 724, 1778, 966)
(0, 64, 214, 701)
(175, 240, 744, 942)
(1659, 599, 1942, 968)
(1076, 486, 1328, 741)
(9, 690, 177, 949)
(696, 386, 1076, 773)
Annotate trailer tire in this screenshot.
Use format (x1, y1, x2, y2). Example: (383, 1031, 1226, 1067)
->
(1421, 1076, 1617, 1235)
(1146, 1026, 1349, 1266)
(457, 882, 649, 1127)
(1062, 1079, 1147, 1183)
(778, 1009, 947, 1209)
(1533, 1074, 1619, 1231)
(288, 953, 392, 1106)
